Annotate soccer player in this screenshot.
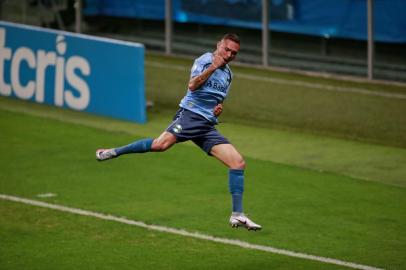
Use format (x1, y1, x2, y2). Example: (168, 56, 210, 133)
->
(96, 33, 261, 231)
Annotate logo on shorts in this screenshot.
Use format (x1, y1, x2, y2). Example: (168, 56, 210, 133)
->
(173, 124, 182, 133)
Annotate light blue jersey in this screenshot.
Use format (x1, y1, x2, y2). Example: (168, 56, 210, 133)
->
(180, 52, 233, 123)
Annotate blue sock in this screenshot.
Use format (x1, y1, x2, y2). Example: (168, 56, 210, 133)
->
(115, 138, 153, 156)
(229, 169, 244, 213)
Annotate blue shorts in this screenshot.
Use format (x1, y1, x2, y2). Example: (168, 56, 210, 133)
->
(166, 108, 230, 155)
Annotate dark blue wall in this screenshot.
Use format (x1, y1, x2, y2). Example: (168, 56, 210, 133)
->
(84, 0, 406, 43)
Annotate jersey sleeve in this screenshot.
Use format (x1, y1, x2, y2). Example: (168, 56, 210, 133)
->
(190, 54, 211, 78)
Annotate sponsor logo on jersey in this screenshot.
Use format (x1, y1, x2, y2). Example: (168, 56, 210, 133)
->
(205, 80, 228, 93)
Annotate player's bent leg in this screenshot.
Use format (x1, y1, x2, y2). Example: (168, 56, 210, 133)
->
(210, 144, 261, 231)
(96, 138, 154, 161)
(210, 144, 245, 169)
(96, 132, 177, 161)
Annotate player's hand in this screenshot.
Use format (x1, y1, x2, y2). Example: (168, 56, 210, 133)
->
(213, 103, 223, 117)
(211, 54, 226, 69)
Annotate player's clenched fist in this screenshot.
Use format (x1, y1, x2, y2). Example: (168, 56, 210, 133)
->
(211, 54, 227, 69)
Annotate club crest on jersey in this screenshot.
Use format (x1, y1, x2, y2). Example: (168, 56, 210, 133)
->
(173, 124, 182, 133)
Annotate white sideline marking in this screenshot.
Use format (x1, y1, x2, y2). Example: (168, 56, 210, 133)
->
(0, 194, 383, 270)
(146, 61, 406, 100)
(37, 193, 57, 198)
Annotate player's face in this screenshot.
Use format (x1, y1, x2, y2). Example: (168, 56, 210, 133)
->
(217, 39, 240, 64)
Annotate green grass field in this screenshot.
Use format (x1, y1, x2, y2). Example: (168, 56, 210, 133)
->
(0, 100, 405, 270)
(1, 53, 406, 269)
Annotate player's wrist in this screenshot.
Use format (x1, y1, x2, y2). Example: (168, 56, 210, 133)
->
(209, 64, 219, 70)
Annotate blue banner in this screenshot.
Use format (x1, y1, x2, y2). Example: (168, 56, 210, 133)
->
(84, 0, 406, 43)
(0, 21, 146, 123)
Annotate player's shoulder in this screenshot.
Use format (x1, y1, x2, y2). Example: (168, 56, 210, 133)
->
(195, 52, 213, 64)
(191, 53, 213, 73)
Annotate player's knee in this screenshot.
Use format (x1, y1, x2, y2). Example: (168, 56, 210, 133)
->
(151, 132, 176, 152)
(230, 158, 246, 170)
(151, 140, 170, 152)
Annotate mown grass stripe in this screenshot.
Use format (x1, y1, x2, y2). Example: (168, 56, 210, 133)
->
(0, 194, 384, 270)
(146, 61, 406, 100)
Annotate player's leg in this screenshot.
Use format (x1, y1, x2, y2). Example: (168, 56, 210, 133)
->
(211, 144, 245, 214)
(210, 143, 245, 169)
(151, 131, 177, 152)
(210, 144, 262, 231)
(96, 131, 177, 161)
(96, 107, 189, 161)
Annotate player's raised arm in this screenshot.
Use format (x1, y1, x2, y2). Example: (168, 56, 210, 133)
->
(188, 54, 226, 91)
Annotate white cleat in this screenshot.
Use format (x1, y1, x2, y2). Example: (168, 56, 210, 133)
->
(96, 148, 117, 161)
(229, 213, 262, 231)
